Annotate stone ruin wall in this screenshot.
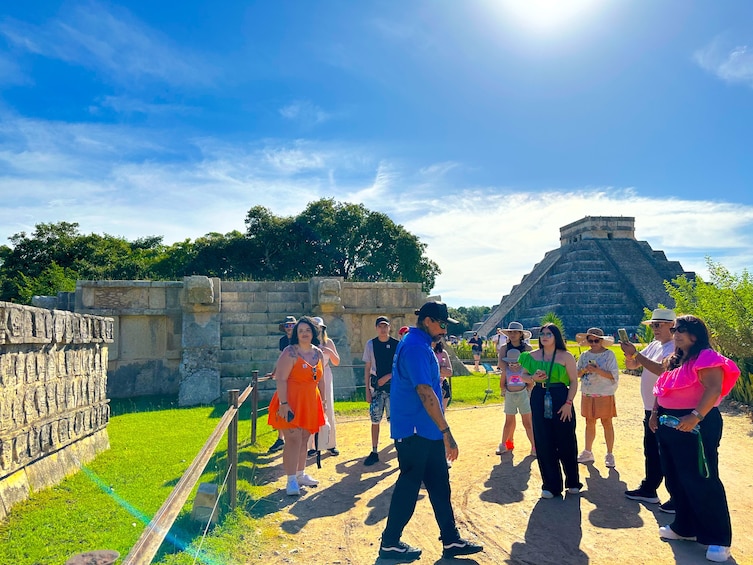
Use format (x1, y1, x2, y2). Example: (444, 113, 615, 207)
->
(0, 302, 113, 520)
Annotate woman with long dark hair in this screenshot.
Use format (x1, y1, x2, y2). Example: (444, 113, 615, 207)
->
(650, 315, 740, 563)
(268, 316, 326, 495)
(518, 323, 581, 499)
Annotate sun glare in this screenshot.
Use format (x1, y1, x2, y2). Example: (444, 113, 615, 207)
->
(495, 0, 603, 34)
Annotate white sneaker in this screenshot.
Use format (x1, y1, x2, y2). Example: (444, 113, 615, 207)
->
(605, 453, 616, 468)
(706, 545, 731, 562)
(567, 487, 581, 495)
(541, 490, 554, 499)
(658, 525, 696, 541)
(296, 473, 319, 486)
(577, 450, 594, 463)
(286, 478, 301, 496)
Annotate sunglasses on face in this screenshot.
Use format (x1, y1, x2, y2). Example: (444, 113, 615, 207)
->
(669, 326, 689, 334)
(540, 332, 553, 338)
(587, 338, 601, 344)
(431, 319, 448, 329)
(285, 324, 295, 329)
(650, 322, 666, 329)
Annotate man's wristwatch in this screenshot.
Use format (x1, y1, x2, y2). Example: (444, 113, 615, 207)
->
(441, 427, 451, 434)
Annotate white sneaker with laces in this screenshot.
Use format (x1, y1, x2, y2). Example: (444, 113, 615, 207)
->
(541, 490, 554, 499)
(658, 525, 696, 541)
(706, 545, 731, 562)
(567, 487, 581, 495)
(286, 478, 300, 496)
(605, 453, 616, 467)
(296, 473, 319, 486)
(577, 450, 594, 463)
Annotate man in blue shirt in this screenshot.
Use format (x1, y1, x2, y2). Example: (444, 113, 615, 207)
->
(379, 301, 483, 561)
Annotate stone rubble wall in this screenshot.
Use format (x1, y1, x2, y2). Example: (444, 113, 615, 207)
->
(0, 302, 113, 520)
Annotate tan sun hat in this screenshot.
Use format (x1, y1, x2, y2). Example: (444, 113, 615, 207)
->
(500, 321, 532, 340)
(641, 308, 677, 325)
(576, 327, 615, 347)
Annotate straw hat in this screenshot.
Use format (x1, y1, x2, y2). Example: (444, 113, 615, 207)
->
(641, 308, 676, 325)
(576, 327, 615, 347)
(500, 321, 532, 340)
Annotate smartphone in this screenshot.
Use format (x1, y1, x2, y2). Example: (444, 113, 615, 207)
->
(286, 409, 295, 422)
(618, 328, 629, 342)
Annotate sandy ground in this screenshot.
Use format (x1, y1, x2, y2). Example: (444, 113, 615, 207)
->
(251, 372, 753, 565)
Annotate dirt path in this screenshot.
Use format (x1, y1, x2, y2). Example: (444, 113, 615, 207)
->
(254, 373, 753, 565)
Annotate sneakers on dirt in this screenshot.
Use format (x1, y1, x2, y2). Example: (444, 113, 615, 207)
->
(378, 541, 422, 561)
(658, 525, 696, 541)
(296, 473, 319, 487)
(364, 452, 379, 466)
(577, 450, 594, 463)
(286, 478, 300, 496)
(706, 545, 732, 562)
(605, 453, 616, 468)
(442, 538, 483, 558)
(624, 488, 660, 504)
(659, 500, 676, 514)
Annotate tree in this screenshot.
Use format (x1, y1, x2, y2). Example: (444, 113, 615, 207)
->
(541, 312, 565, 338)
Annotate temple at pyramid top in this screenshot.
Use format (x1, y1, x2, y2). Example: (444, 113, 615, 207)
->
(477, 216, 694, 338)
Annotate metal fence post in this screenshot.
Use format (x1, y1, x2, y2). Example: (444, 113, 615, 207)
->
(251, 370, 259, 444)
(228, 389, 239, 511)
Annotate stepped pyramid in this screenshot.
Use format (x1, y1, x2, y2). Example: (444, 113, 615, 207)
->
(477, 216, 694, 338)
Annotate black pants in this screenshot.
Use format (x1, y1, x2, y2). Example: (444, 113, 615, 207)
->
(382, 435, 459, 545)
(530, 384, 581, 495)
(656, 407, 732, 546)
(640, 409, 664, 493)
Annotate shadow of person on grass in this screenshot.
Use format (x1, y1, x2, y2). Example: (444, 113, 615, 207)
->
(479, 452, 535, 505)
(506, 494, 587, 565)
(580, 463, 643, 529)
(279, 447, 400, 534)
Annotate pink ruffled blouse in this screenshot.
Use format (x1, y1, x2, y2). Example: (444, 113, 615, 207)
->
(653, 349, 740, 409)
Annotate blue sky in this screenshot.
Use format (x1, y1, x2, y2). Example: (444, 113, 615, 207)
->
(1, 0, 752, 307)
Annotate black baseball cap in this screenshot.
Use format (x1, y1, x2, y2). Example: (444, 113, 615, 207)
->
(375, 316, 390, 326)
(414, 301, 458, 324)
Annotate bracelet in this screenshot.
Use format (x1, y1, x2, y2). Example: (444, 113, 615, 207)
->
(441, 427, 451, 434)
(691, 409, 704, 421)
(280, 402, 288, 405)
(565, 399, 573, 405)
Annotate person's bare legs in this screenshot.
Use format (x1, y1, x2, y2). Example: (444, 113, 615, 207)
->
(298, 430, 312, 472)
(584, 418, 596, 452)
(282, 428, 303, 476)
(502, 414, 516, 446)
(371, 422, 380, 451)
(602, 417, 615, 453)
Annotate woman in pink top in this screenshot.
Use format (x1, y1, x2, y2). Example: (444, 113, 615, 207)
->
(649, 315, 740, 563)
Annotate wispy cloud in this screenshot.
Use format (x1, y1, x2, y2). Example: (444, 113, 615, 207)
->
(0, 1, 219, 88)
(694, 36, 753, 88)
(279, 100, 332, 127)
(1, 114, 752, 306)
(0, 51, 29, 85)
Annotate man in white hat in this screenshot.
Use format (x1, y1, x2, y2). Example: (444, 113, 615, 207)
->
(619, 308, 677, 513)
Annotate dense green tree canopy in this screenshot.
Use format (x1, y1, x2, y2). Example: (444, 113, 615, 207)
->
(0, 200, 440, 303)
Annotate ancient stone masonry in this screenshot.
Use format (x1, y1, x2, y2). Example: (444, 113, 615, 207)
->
(0, 302, 113, 520)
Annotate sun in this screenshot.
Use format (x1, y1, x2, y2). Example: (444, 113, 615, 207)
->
(494, 0, 603, 34)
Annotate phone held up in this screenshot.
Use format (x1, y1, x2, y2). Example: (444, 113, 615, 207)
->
(618, 328, 629, 343)
(286, 409, 295, 422)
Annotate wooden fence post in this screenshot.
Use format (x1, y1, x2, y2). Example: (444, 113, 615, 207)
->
(251, 370, 259, 444)
(228, 389, 239, 511)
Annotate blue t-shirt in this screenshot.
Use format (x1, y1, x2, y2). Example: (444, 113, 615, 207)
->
(389, 327, 444, 441)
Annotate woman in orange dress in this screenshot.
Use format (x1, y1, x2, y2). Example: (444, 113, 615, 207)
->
(268, 316, 326, 495)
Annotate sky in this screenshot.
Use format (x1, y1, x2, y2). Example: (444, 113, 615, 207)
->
(1, 0, 753, 307)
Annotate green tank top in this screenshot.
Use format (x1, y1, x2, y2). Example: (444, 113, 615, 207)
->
(519, 351, 571, 386)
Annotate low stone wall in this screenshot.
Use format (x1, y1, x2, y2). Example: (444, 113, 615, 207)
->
(0, 302, 113, 520)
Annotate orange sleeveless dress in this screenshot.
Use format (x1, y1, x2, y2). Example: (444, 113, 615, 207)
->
(268, 353, 325, 434)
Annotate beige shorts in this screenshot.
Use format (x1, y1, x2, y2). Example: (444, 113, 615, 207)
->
(581, 395, 617, 419)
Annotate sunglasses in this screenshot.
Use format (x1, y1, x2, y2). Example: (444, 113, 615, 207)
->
(669, 326, 689, 334)
(431, 319, 448, 329)
(587, 338, 601, 344)
(285, 324, 295, 328)
(540, 332, 554, 338)
(649, 322, 666, 329)
(311, 364, 317, 380)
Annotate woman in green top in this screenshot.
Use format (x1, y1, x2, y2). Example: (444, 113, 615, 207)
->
(519, 323, 582, 499)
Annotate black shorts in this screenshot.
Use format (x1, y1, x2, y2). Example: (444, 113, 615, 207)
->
(441, 379, 451, 399)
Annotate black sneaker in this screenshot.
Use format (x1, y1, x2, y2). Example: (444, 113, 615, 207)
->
(659, 499, 676, 514)
(379, 541, 422, 561)
(442, 538, 483, 558)
(624, 488, 660, 503)
(267, 438, 284, 453)
(307, 449, 317, 457)
(364, 452, 379, 466)
(329, 447, 340, 456)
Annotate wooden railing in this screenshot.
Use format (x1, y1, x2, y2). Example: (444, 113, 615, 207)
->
(121, 370, 272, 565)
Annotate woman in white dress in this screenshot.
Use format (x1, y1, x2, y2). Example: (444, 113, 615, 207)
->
(309, 316, 341, 455)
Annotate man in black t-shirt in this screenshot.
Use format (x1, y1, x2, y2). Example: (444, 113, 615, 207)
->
(362, 316, 399, 466)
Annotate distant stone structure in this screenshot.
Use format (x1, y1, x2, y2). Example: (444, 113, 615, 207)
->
(477, 216, 694, 338)
(65, 277, 427, 406)
(0, 302, 113, 520)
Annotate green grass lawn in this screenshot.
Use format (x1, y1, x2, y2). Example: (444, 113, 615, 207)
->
(0, 341, 632, 564)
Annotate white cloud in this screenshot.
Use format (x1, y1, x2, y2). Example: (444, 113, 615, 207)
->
(694, 36, 753, 88)
(1, 114, 752, 307)
(279, 100, 332, 127)
(0, 2, 219, 88)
